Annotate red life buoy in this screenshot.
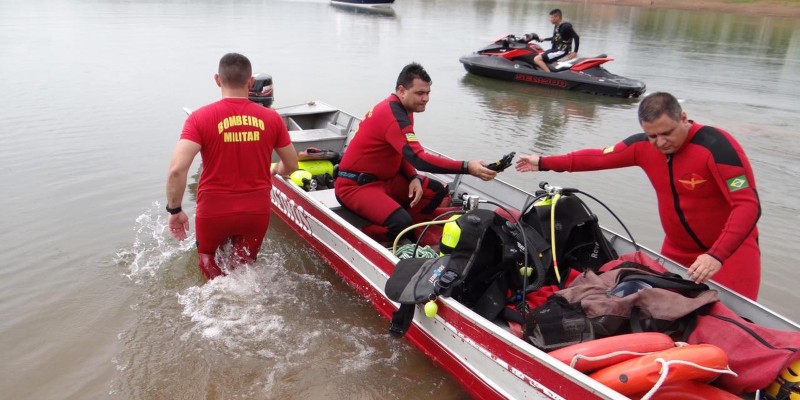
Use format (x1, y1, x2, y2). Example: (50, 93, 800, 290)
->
(634, 380, 741, 400)
(589, 344, 730, 396)
(548, 332, 675, 373)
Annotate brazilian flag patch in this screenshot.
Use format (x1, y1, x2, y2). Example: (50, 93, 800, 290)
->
(726, 175, 749, 192)
(405, 133, 418, 142)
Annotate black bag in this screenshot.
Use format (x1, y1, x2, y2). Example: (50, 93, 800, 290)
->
(526, 295, 595, 351)
(528, 262, 719, 350)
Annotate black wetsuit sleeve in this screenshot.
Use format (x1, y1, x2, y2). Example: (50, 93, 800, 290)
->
(561, 23, 579, 52)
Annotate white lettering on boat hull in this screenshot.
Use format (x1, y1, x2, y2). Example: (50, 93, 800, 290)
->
(271, 186, 312, 235)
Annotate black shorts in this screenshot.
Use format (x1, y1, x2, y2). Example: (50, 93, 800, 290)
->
(542, 49, 568, 63)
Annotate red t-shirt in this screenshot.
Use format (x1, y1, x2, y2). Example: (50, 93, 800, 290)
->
(181, 98, 291, 217)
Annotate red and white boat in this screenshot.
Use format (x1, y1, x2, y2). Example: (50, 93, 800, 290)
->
(269, 100, 799, 399)
(330, 0, 394, 9)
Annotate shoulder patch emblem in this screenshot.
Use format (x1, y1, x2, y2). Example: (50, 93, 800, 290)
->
(405, 133, 418, 142)
(603, 146, 615, 154)
(726, 175, 749, 192)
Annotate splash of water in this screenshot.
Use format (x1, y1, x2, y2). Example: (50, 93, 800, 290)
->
(112, 203, 418, 397)
(115, 201, 196, 282)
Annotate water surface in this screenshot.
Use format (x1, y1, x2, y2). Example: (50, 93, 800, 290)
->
(1, 0, 798, 398)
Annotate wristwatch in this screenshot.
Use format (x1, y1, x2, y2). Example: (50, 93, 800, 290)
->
(166, 205, 182, 215)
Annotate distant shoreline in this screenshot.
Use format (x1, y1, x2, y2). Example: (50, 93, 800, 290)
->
(559, 0, 800, 18)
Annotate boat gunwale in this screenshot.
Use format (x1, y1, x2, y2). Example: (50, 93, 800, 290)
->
(271, 100, 799, 399)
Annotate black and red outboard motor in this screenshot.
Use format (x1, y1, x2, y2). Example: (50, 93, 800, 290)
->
(248, 73, 273, 107)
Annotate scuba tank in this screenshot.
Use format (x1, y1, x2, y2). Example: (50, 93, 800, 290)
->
(284, 160, 335, 191)
(273, 149, 337, 192)
(290, 170, 316, 191)
(298, 160, 334, 177)
(439, 215, 463, 255)
(298, 160, 335, 190)
(766, 359, 800, 400)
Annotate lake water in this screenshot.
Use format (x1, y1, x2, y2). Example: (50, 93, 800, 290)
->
(1, 0, 799, 398)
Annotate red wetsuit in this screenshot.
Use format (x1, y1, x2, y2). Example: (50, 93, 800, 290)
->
(540, 122, 761, 299)
(181, 98, 291, 278)
(335, 94, 467, 242)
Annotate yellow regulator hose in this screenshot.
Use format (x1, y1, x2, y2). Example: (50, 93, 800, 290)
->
(550, 193, 562, 284)
(392, 219, 453, 255)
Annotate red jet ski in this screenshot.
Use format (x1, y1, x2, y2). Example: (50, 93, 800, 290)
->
(459, 34, 646, 98)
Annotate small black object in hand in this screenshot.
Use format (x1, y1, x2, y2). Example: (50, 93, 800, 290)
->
(486, 152, 516, 172)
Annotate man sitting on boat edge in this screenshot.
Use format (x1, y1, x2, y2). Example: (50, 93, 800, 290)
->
(335, 62, 497, 245)
(514, 92, 761, 300)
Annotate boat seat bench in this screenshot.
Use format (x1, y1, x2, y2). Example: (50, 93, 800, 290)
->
(307, 188, 341, 210)
(288, 128, 348, 153)
(307, 188, 372, 229)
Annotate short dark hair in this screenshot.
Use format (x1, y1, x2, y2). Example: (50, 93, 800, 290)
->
(218, 53, 252, 87)
(549, 9, 562, 17)
(396, 62, 432, 90)
(638, 92, 683, 123)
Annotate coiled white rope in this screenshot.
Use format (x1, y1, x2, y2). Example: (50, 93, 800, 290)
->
(568, 341, 687, 368)
(638, 358, 738, 400)
(569, 350, 657, 368)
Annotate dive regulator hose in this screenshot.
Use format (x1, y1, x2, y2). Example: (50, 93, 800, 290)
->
(391, 210, 465, 256)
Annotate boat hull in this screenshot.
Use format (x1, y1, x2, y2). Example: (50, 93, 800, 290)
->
(331, 0, 394, 7)
(459, 54, 646, 98)
(270, 177, 624, 400)
(269, 100, 798, 399)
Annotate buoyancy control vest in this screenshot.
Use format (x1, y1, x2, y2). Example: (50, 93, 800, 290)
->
(386, 209, 549, 312)
(522, 193, 618, 282)
(385, 195, 621, 337)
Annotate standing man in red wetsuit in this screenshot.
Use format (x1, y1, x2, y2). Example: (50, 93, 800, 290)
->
(515, 92, 761, 300)
(166, 53, 299, 280)
(335, 62, 498, 244)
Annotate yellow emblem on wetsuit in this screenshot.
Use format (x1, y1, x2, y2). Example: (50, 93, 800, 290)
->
(603, 146, 615, 154)
(405, 133, 418, 142)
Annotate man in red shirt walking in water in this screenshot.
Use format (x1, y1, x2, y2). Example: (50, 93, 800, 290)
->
(166, 53, 299, 280)
(335, 62, 498, 244)
(515, 92, 761, 300)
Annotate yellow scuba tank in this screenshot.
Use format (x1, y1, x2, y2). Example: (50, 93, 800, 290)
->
(439, 215, 463, 255)
(299, 160, 335, 190)
(534, 197, 553, 207)
(766, 359, 800, 400)
(297, 160, 334, 177)
(277, 160, 335, 191)
(290, 170, 315, 191)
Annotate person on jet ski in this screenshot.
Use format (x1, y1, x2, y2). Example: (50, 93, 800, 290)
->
(533, 9, 580, 73)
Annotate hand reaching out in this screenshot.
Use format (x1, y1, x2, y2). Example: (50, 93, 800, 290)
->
(515, 154, 541, 172)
